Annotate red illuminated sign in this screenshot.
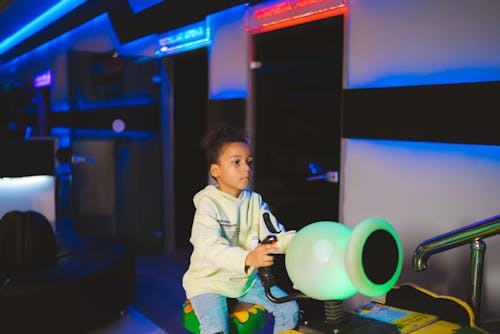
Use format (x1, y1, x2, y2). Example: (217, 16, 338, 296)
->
(247, 0, 347, 33)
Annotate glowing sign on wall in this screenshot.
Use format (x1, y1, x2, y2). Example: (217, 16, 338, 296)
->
(247, 0, 347, 34)
(156, 19, 211, 56)
(33, 70, 52, 88)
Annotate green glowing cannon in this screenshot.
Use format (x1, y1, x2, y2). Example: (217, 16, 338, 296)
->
(284, 217, 403, 300)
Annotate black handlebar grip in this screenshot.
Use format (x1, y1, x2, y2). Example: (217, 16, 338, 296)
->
(258, 235, 277, 288)
(261, 234, 277, 245)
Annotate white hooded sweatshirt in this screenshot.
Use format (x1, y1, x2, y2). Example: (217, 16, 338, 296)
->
(182, 185, 296, 299)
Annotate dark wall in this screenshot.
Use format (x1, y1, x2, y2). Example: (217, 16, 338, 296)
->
(206, 98, 246, 131)
(342, 81, 500, 145)
(0, 86, 37, 137)
(67, 51, 161, 108)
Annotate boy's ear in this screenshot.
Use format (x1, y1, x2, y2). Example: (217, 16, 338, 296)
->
(210, 163, 219, 178)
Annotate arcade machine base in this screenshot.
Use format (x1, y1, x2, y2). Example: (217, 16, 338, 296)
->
(298, 312, 398, 334)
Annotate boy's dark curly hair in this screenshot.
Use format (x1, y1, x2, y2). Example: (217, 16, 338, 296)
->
(201, 126, 248, 165)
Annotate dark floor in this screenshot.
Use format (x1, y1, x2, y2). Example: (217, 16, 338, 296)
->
(134, 255, 189, 333)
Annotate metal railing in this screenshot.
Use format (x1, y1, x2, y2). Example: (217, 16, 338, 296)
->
(413, 214, 500, 323)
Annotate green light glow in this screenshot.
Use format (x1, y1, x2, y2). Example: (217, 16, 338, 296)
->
(346, 217, 403, 297)
(285, 218, 403, 300)
(285, 221, 357, 300)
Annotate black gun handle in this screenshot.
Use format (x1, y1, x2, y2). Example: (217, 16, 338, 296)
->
(261, 234, 277, 245)
(258, 235, 277, 288)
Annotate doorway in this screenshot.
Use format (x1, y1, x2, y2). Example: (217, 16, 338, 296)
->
(252, 16, 343, 232)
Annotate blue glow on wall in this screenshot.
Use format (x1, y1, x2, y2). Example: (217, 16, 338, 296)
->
(349, 138, 500, 162)
(156, 19, 211, 56)
(355, 68, 500, 89)
(74, 99, 156, 110)
(212, 92, 248, 100)
(72, 128, 156, 139)
(119, 34, 159, 57)
(208, 4, 249, 100)
(127, 0, 164, 14)
(50, 127, 71, 147)
(0, 0, 88, 55)
(346, 0, 500, 89)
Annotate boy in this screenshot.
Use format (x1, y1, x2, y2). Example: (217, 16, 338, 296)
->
(182, 127, 300, 334)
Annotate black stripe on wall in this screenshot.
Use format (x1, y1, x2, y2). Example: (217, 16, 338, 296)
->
(48, 104, 160, 132)
(342, 81, 500, 145)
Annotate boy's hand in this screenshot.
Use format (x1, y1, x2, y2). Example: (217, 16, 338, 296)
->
(245, 244, 279, 268)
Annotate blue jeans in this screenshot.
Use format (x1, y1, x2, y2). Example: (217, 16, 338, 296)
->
(189, 277, 300, 334)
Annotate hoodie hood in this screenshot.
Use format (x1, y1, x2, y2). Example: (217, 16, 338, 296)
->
(193, 185, 250, 208)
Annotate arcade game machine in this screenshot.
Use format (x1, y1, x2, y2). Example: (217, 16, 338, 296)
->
(259, 217, 487, 334)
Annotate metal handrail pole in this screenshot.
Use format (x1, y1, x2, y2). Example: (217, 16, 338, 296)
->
(413, 214, 500, 272)
(413, 214, 500, 323)
(470, 238, 486, 323)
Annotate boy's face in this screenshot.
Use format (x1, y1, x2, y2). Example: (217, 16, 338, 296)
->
(210, 142, 253, 197)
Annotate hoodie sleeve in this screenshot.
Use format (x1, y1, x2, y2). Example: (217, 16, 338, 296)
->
(190, 196, 250, 273)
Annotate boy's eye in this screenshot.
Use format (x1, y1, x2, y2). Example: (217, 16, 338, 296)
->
(231, 158, 253, 166)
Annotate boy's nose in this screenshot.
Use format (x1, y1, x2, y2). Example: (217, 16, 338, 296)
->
(242, 163, 251, 172)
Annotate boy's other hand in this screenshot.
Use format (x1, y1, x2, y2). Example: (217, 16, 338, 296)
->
(245, 244, 279, 268)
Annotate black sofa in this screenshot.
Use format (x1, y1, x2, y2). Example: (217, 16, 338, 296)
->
(0, 211, 136, 333)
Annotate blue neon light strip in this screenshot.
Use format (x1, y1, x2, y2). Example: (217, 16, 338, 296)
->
(0, 0, 88, 55)
(127, 0, 164, 14)
(0, 13, 120, 111)
(349, 138, 500, 160)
